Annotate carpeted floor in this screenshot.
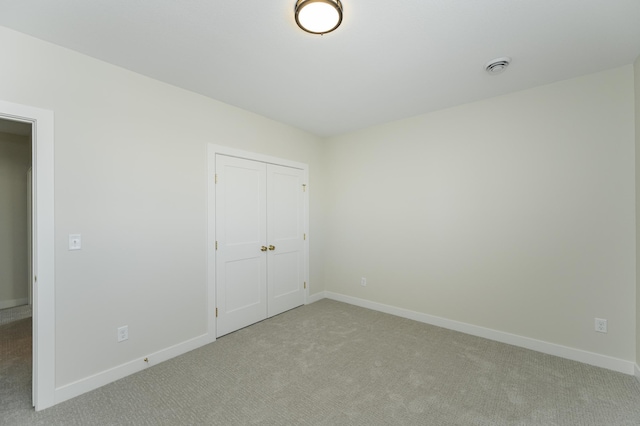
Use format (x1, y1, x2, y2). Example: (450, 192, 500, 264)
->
(0, 304, 32, 326)
(2, 299, 640, 425)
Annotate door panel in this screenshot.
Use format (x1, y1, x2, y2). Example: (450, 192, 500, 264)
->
(267, 164, 305, 317)
(272, 251, 302, 297)
(225, 258, 263, 311)
(216, 155, 267, 337)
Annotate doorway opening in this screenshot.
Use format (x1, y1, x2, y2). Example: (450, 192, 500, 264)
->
(0, 118, 33, 410)
(0, 100, 55, 411)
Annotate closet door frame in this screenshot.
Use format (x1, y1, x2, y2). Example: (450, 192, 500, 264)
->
(207, 144, 309, 338)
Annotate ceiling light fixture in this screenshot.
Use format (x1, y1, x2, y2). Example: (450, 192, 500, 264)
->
(295, 0, 343, 35)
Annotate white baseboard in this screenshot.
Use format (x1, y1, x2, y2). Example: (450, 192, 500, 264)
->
(54, 333, 215, 405)
(324, 292, 636, 376)
(51, 292, 637, 406)
(0, 298, 28, 310)
(307, 291, 326, 304)
(54, 291, 320, 406)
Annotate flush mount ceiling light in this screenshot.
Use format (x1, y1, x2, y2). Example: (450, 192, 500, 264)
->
(295, 0, 343, 35)
(485, 57, 512, 75)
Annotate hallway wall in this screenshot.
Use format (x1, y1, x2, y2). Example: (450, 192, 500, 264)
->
(0, 131, 31, 309)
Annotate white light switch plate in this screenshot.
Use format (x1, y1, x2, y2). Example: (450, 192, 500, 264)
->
(69, 234, 81, 250)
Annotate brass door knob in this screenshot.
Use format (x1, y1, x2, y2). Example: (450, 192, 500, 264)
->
(268, 245, 276, 251)
(260, 246, 268, 252)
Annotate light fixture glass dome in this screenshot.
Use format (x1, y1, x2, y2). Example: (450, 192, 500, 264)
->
(295, 0, 343, 35)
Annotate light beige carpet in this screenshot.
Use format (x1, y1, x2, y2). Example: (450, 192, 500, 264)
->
(0, 305, 32, 326)
(2, 299, 640, 425)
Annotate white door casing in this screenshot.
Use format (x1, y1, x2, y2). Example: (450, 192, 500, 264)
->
(0, 100, 55, 411)
(27, 167, 33, 306)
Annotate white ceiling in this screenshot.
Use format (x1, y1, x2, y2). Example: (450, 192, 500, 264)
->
(0, 0, 639, 137)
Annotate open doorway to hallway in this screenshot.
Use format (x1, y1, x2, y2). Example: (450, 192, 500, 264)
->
(0, 118, 33, 410)
(0, 99, 54, 411)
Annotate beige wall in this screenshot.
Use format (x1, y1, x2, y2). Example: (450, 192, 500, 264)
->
(324, 66, 636, 361)
(0, 132, 31, 308)
(0, 22, 637, 397)
(635, 55, 640, 368)
(0, 26, 324, 387)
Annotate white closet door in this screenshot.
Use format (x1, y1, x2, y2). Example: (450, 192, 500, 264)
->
(215, 155, 267, 337)
(267, 164, 305, 317)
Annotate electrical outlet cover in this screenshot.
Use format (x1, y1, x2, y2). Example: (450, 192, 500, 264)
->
(117, 325, 129, 342)
(69, 234, 81, 250)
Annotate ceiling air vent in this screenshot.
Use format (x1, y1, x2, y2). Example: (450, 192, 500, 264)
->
(485, 57, 511, 75)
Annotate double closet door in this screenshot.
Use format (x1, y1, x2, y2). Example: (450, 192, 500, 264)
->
(215, 154, 305, 337)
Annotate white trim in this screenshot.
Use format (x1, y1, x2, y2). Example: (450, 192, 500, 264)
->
(0, 100, 55, 411)
(635, 364, 640, 383)
(306, 291, 326, 304)
(324, 292, 636, 375)
(27, 167, 33, 306)
(208, 145, 307, 171)
(206, 146, 217, 343)
(303, 167, 309, 305)
(207, 144, 310, 337)
(0, 298, 29, 310)
(54, 333, 213, 405)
